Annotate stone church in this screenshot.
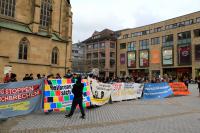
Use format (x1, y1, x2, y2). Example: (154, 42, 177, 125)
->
(0, 0, 72, 81)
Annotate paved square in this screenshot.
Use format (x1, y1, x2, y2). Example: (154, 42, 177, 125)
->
(0, 84, 200, 133)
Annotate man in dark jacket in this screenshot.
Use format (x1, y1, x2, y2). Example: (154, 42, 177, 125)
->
(65, 76, 85, 119)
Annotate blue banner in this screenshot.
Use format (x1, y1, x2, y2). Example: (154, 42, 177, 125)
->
(0, 79, 44, 119)
(143, 82, 173, 99)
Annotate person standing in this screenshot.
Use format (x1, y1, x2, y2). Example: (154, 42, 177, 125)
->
(197, 76, 200, 97)
(3, 73, 10, 83)
(65, 76, 85, 119)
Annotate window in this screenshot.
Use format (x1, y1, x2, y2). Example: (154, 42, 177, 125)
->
(194, 29, 200, 37)
(154, 27, 162, 32)
(93, 53, 98, 58)
(93, 43, 98, 49)
(196, 17, 200, 23)
(110, 43, 115, 48)
(100, 52, 105, 58)
(120, 43, 126, 49)
(123, 34, 129, 39)
(139, 39, 149, 50)
(87, 53, 91, 59)
(87, 44, 93, 50)
(177, 31, 191, 44)
(99, 43, 105, 48)
(18, 37, 29, 60)
(40, 0, 52, 28)
(151, 37, 160, 45)
(110, 52, 115, 58)
(51, 47, 59, 64)
(162, 34, 173, 46)
(127, 41, 136, 51)
(0, 0, 15, 17)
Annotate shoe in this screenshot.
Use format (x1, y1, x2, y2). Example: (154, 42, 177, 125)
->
(65, 114, 72, 118)
(80, 115, 85, 119)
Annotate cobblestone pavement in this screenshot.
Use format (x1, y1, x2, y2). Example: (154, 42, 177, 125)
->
(0, 84, 200, 133)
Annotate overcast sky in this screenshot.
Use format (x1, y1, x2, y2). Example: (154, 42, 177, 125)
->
(71, 0, 200, 43)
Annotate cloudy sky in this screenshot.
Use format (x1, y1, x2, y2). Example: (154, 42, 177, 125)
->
(71, 0, 200, 43)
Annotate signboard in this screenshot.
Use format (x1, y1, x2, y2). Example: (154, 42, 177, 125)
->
(151, 49, 160, 64)
(139, 50, 149, 67)
(178, 45, 191, 65)
(0, 80, 43, 119)
(120, 53, 126, 64)
(44, 79, 91, 112)
(127, 51, 136, 67)
(162, 47, 173, 65)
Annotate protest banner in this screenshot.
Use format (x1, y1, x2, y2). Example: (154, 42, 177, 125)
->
(89, 78, 113, 106)
(169, 82, 190, 96)
(143, 82, 173, 99)
(44, 79, 91, 112)
(111, 83, 144, 101)
(0, 79, 43, 119)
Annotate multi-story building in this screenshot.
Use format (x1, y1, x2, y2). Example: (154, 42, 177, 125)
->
(72, 42, 87, 73)
(83, 29, 117, 78)
(0, 0, 72, 81)
(117, 11, 200, 80)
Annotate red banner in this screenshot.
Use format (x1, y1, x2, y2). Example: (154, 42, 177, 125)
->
(169, 82, 190, 96)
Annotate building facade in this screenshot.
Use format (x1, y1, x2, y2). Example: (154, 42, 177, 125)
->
(71, 42, 87, 73)
(83, 29, 117, 78)
(0, 0, 72, 81)
(117, 11, 200, 80)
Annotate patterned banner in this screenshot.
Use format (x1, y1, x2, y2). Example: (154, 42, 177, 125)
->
(143, 82, 173, 99)
(0, 79, 43, 119)
(44, 79, 91, 112)
(169, 82, 190, 96)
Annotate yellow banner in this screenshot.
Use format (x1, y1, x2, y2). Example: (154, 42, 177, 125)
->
(0, 101, 30, 111)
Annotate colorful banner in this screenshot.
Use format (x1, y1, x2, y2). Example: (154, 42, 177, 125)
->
(178, 45, 191, 65)
(89, 78, 112, 106)
(44, 79, 91, 112)
(111, 83, 144, 101)
(0, 80, 43, 119)
(127, 52, 136, 67)
(120, 53, 126, 64)
(143, 82, 173, 99)
(169, 82, 190, 96)
(151, 49, 160, 64)
(162, 47, 173, 65)
(139, 50, 149, 67)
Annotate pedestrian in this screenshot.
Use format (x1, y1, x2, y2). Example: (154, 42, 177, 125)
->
(37, 74, 41, 79)
(10, 73, 17, 82)
(65, 76, 85, 119)
(197, 76, 200, 97)
(3, 73, 10, 83)
(29, 73, 34, 80)
(23, 74, 29, 81)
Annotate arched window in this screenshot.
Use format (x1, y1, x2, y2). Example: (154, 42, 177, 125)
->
(0, 0, 16, 17)
(51, 47, 59, 64)
(40, 0, 52, 28)
(18, 37, 29, 60)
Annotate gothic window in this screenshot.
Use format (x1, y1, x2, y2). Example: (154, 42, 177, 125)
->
(0, 0, 16, 17)
(18, 37, 29, 60)
(40, 0, 52, 28)
(51, 47, 59, 64)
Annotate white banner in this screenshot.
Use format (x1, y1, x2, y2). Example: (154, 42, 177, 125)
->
(111, 83, 144, 101)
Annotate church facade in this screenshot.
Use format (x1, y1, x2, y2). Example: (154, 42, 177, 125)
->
(0, 0, 72, 81)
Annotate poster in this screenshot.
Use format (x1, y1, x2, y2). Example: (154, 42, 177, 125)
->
(178, 45, 191, 65)
(151, 49, 160, 64)
(120, 53, 126, 64)
(44, 79, 91, 112)
(139, 50, 149, 67)
(127, 52, 136, 67)
(162, 47, 173, 65)
(195, 45, 200, 60)
(0, 79, 43, 119)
